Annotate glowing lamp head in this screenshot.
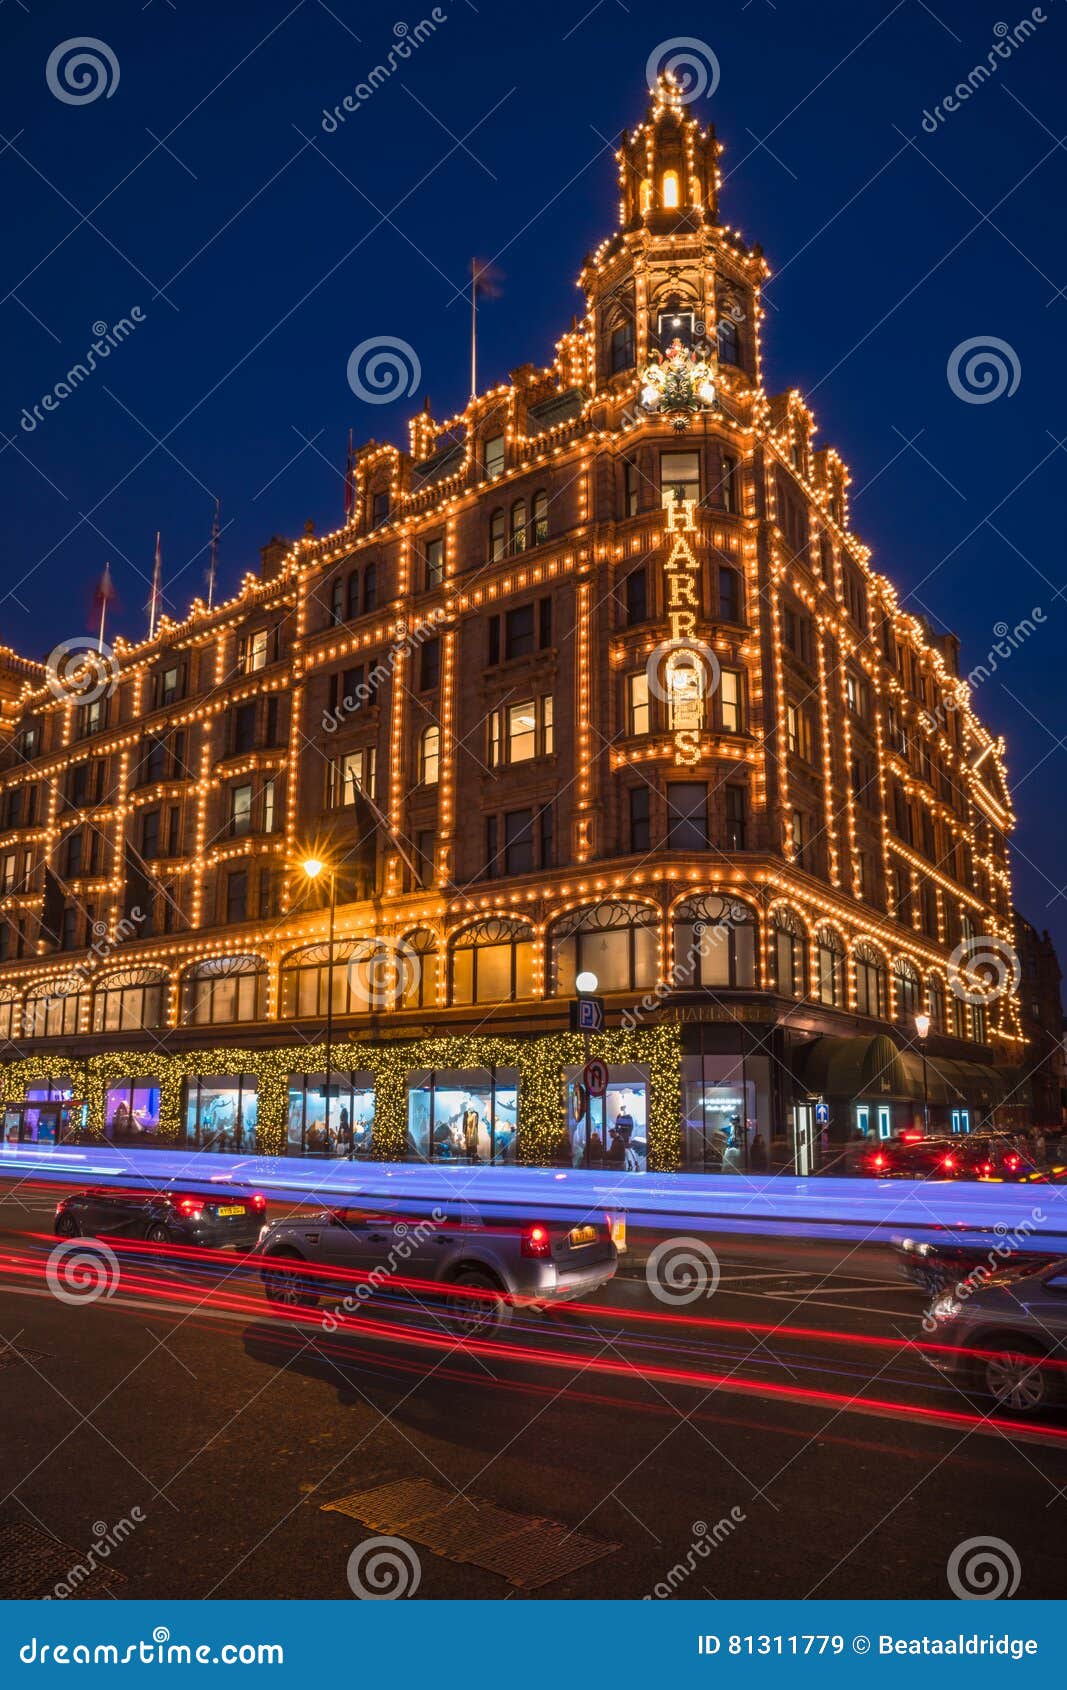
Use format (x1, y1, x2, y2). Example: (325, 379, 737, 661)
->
(575, 971, 599, 995)
(301, 857, 325, 880)
(914, 1012, 931, 1040)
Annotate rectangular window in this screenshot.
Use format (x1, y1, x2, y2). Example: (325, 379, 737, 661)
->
(629, 786, 651, 853)
(542, 694, 554, 756)
(487, 616, 500, 666)
(425, 538, 444, 587)
(539, 595, 552, 650)
(167, 807, 181, 856)
(419, 639, 440, 691)
(624, 568, 648, 625)
(720, 669, 743, 733)
(503, 809, 534, 876)
(661, 450, 700, 509)
(258, 870, 278, 919)
(725, 786, 746, 850)
(792, 809, 809, 869)
(263, 779, 276, 834)
(667, 782, 709, 850)
(142, 810, 161, 860)
(66, 831, 83, 878)
(415, 829, 435, 888)
(786, 702, 814, 761)
(624, 460, 639, 517)
(484, 434, 505, 478)
(610, 320, 635, 373)
(226, 870, 248, 924)
(229, 784, 253, 836)
(233, 701, 257, 754)
(488, 696, 553, 766)
(485, 815, 498, 878)
(158, 665, 181, 706)
(505, 604, 535, 658)
(371, 492, 389, 529)
(538, 804, 553, 869)
(721, 453, 739, 513)
(506, 701, 537, 763)
(627, 672, 651, 736)
(331, 749, 376, 807)
(717, 567, 741, 623)
(239, 628, 270, 673)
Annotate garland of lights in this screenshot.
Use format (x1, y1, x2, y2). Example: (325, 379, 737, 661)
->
(0, 1025, 683, 1169)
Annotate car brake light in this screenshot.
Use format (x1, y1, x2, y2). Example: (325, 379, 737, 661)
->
(941, 1155, 956, 1171)
(871, 1153, 886, 1169)
(250, 1193, 266, 1210)
(1006, 1155, 1019, 1170)
(521, 1223, 552, 1258)
(177, 1197, 202, 1219)
(981, 1162, 993, 1175)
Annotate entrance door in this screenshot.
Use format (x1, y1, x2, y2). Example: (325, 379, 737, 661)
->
(855, 1105, 870, 1139)
(877, 1106, 892, 1141)
(951, 1109, 971, 1134)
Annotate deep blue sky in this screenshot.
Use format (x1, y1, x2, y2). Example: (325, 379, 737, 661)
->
(2, 0, 1066, 958)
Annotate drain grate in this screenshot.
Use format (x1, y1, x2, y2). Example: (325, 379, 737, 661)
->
(323, 1478, 618, 1590)
(0, 1513, 126, 1599)
(0, 1344, 49, 1371)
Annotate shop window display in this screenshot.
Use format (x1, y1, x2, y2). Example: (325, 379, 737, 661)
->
(405, 1070, 518, 1164)
(563, 1065, 648, 1171)
(183, 1074, 258, 1151)
(287, 1072, 375, 1157)
(105, 1078, 162, 1141)
(681, 1053, 766, 1172)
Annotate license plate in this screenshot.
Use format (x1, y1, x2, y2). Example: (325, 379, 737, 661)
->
(216, 1205, 245, 1217)
(610, 1216, 627, 1251)
(569, 1225, 597, 1247)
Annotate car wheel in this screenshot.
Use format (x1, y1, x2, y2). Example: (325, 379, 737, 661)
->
(262, 1255, 319, 1309)
(145, 1223, 171, 1246)
(54, 1212, 80, 1238)
(444, 1270, 513, 1338)
(977, 1341, 1054, 1415)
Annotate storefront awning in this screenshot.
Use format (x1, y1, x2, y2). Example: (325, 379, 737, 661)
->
(799, 1036, 1012, 1107)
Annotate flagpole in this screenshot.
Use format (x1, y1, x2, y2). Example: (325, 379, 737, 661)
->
(97, 564, 111, 654)
(470, 260, 477, 402)
(149, 531, 162, 638)
(207, 499, 220, 609)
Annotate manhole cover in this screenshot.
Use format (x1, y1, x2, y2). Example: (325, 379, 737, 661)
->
(0, 1513, 127, 1599)
(323, 1478, 618, 1591)
(0, 1345, 49, 1371)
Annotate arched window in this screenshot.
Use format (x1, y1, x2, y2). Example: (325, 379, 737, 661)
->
(771, 908, 807, 998)
(419, 724, 440, 785)
(399, 929, 439, 1010)
(639, 178, 652, 213)
(280, 939, 415, 1019)
(532, 490, 549, 545)
(0, 988, 18, 1042)
(510, 500, 527, 554)
(815, 926, 846, 1007)
(893, 957, 922, 1024)
(854, 942, 888, 1020)
(673, 895, 757, 989)
(662, 169, 680, 209)
(181, 954, 266, 1026)
(24, 977, 84, 1038)
(92, 967, 168, 1033)
(345, 570, 360, 619)
(489, 509, 506, 562)
(550, 901, 659, 995)
(717, 315, 740, 366)
(450, 919, 533, 1005)
(927, 973, 947, 1034)
(329, 577, 344, 626)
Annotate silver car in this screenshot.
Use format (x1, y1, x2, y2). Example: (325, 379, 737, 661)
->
(257, 1204, 618, 1335)
(923, 1255, 1067, 1415)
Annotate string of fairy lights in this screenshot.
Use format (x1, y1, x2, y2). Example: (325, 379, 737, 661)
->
(0, 68, 1023, 1137)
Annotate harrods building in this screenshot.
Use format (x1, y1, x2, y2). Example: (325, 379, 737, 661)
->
(0, 76, 1027, 1173)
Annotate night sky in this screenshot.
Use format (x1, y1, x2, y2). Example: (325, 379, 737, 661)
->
(2, 1, 1065, 962)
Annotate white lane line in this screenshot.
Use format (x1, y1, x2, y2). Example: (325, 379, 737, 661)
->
(759, 1292, 926, 1318)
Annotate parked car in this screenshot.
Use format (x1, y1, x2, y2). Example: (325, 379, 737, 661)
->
(257, 1204, 618, 1334)
(922, 1255, 1067, 1414)
(857, 1134, 1040, 1181)
(54, 1186, 267, 1250)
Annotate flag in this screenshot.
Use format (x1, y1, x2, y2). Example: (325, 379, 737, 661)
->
(343, 429, 354, 523)
(93, 562, 115, 654)
(471, 257, 504, 301)
(148, 532, 163, 637)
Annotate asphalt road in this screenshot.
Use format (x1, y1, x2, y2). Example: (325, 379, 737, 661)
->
(0, 1180, 1064, 1601)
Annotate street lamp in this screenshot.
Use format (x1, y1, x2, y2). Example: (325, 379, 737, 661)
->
(915, 1011, 931, 1138)
(302, 856, 337, 1137)
(575, 970, 599, 994)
